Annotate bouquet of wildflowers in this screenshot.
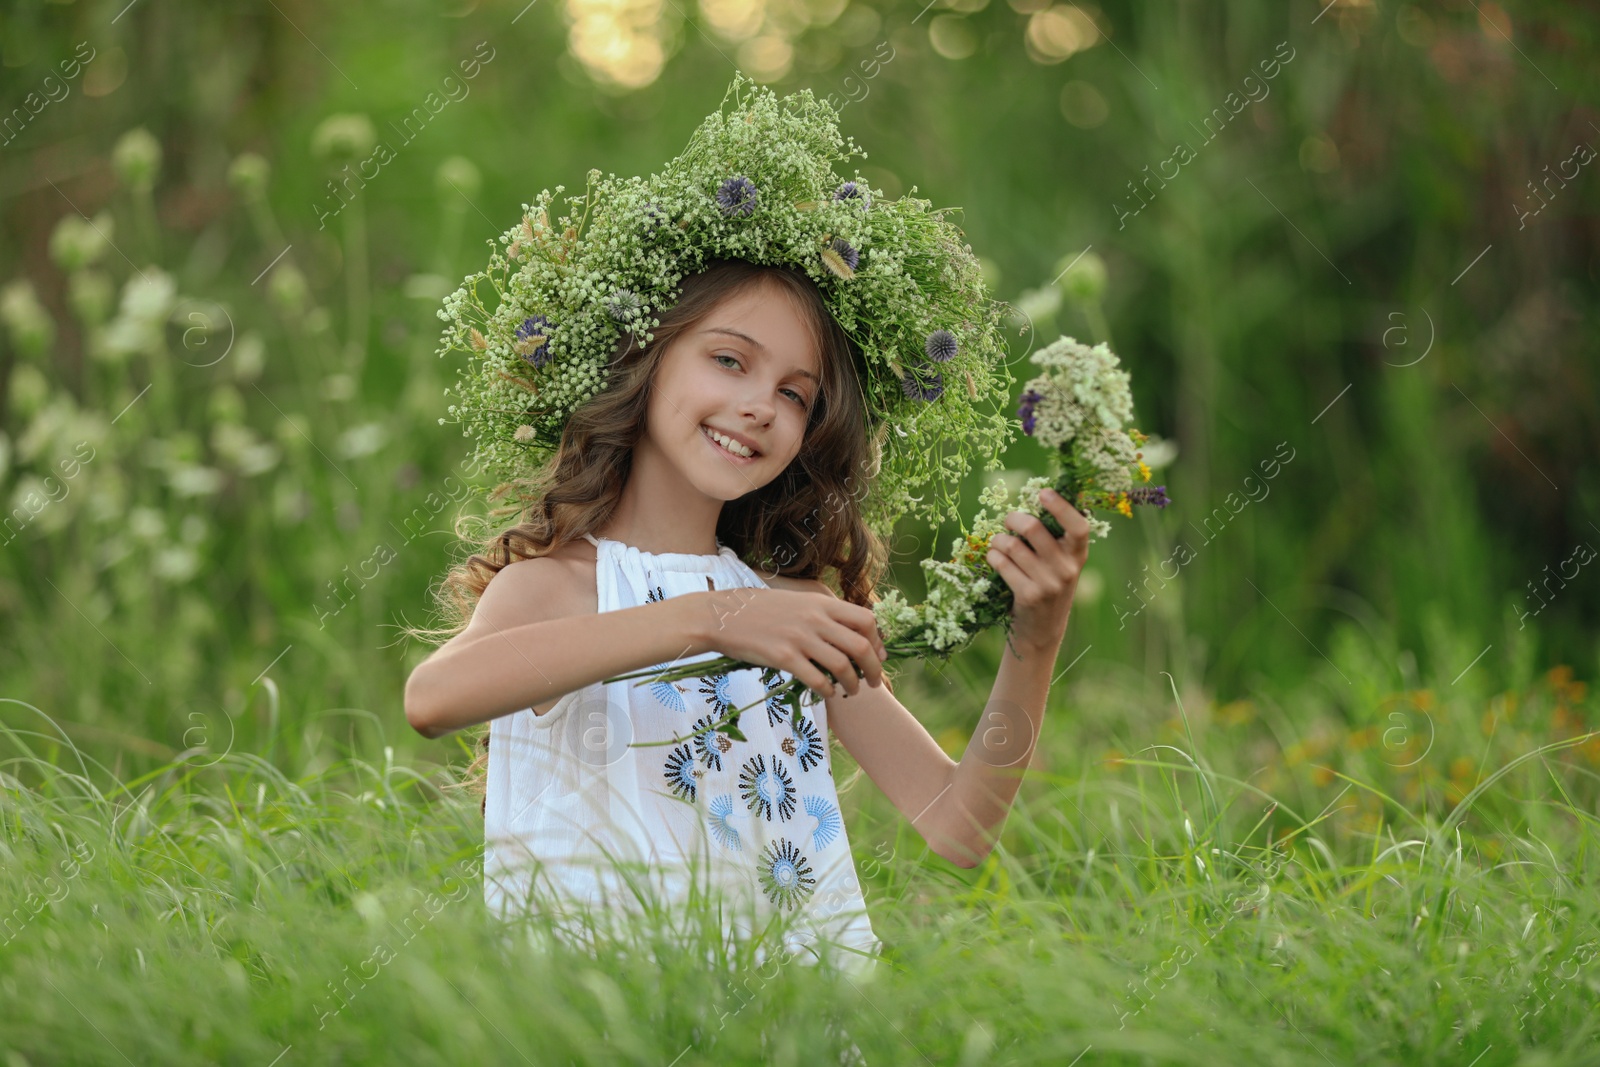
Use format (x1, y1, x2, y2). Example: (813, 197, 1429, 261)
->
(611, 334, 1169, 744)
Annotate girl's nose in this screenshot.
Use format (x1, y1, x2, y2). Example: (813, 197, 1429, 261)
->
(741, 395, 775, 425)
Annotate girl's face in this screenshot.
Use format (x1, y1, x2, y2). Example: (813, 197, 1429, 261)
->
(640, 280, 821, 502)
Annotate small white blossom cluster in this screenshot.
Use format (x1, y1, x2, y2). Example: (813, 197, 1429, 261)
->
(870, 477, 1054, 650)
(1022, 335, 1134, 443)
(1018, 335, 1145, 540)
(872, 568, 991, 652)
(434, 73, 1018, 538)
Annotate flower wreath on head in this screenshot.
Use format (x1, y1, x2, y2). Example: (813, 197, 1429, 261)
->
(433, 72, 1019, 540)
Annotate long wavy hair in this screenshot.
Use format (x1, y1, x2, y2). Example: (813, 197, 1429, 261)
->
(414, 257, 893, 810)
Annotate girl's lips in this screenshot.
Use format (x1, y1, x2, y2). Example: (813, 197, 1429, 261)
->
(701, 424, 760, 464)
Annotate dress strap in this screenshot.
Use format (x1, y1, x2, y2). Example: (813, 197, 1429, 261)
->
(581, 532, 600, 547)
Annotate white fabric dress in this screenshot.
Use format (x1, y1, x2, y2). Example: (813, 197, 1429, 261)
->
(483, 532, 881, 976)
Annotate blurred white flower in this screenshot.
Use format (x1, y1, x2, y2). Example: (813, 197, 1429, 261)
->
(0, 279, 55, 360)
(128, 506, 166, 541)
(153, 545, 199, 583)
(48, 212, 114, 272)
(1010, 285, 1061, 330)
(168, 464, 224, 497)
(100, 269, 177, 363)
(120, 269, 176, 322)
(1139, 434, 1179, 470)
(211, 423, 281, 476)
(337, 422, 388, 460)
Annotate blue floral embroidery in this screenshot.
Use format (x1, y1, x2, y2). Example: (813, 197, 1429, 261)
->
(663, 743, 697, 803)
(691, 714, 734, 770)
(645, 583, 667, 603)
(804, 795, 842, 850)
(791, 715, 825, 773)
(739, 753, 796, 822)
(648, 668, 689, 714)
(696, 672, 734, 718)
(758, 666, 789, 728)
(707, 793, 742, 851)
(758, 838, 817, 910)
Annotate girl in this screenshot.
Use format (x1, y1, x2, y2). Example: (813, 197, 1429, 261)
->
(404, 256, 1091, 977)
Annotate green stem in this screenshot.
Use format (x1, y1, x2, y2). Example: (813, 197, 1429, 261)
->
(343, 195, 369, 382)
(1084, 301, 1114, 349)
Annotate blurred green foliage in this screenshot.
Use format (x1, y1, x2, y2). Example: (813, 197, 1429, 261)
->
(0, 0, 1596, 774)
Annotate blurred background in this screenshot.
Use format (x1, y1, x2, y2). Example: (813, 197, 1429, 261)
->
(1, 0, 1596, 780)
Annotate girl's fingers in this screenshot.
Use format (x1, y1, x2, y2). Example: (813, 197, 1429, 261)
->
(809, 640, 860, 697)
(839, 628, 884, 687)
(986, 542, 1034, 595)
(823, 625, 881, 688)
(1008, 511, 1066, 562)
(789, 653, 835, 697)
(1042, 490, 1092, 541)
(832, 602, 888, 662)
(995, 528, 1049, 585)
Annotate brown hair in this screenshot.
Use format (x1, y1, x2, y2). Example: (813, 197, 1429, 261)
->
(413, 258, 891, 809)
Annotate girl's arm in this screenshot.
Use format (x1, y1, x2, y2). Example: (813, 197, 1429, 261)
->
(805, 489, 1088, 867)
(404, 558, 719, 739)
(817, 585, 1058, 869)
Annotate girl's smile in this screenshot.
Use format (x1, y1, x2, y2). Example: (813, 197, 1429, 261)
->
(700, 423, 764, 463)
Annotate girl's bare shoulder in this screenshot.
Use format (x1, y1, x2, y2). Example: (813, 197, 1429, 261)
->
(478, 538, 600, 629)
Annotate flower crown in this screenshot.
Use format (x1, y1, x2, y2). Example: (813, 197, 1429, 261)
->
(434, 73, 1018, 538)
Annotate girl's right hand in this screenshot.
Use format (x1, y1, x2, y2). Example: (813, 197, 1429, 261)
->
(702, 588, 888, 699)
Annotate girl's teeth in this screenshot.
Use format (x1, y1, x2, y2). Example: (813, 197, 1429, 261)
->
(709, 429, 752, 457)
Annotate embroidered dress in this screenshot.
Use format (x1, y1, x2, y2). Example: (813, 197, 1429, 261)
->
(483, 532, 880, 975)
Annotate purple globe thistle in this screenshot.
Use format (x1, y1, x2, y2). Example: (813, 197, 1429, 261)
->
(1129, 485, 1171, 508)
(829, 237, 859, 271)
(833, 181, 871, 209)
(606, 288, 643, 324)
(515, 314, 552, 368)
(716, 175, 758, 217)
(1016, 388, 1043, 435)
(901, 366, 945, 402)
(924, 329, 958, 363)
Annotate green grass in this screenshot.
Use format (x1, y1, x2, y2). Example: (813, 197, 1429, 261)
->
(3, 4, 1598, 1062)
(3, 630, 1596, 1065)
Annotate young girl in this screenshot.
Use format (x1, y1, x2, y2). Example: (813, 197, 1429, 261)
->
(405, 254, 1092, 979)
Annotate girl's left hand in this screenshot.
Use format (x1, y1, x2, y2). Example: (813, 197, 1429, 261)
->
(985, 488, 1092, 655)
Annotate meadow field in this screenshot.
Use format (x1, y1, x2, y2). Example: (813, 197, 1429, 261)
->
(2, 1, 1597, 1063)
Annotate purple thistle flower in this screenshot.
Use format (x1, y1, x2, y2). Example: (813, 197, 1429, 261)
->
(1129, 485, 1171, 508)
(516, 314, 552, 368)
(716, 176, 758, 217)
(829, 237, 859, 271)
(924, 329, 958, 363)
(641, 201, 667, 237)
(833, 181, 871, 209)
(1016, 388, 1043, 435)
(901, 366, 944, 402)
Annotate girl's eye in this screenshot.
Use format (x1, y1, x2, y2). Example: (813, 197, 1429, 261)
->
(713, 353, 810, 408)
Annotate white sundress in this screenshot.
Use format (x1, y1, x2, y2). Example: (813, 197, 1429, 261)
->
(483, 532, 881, 977)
